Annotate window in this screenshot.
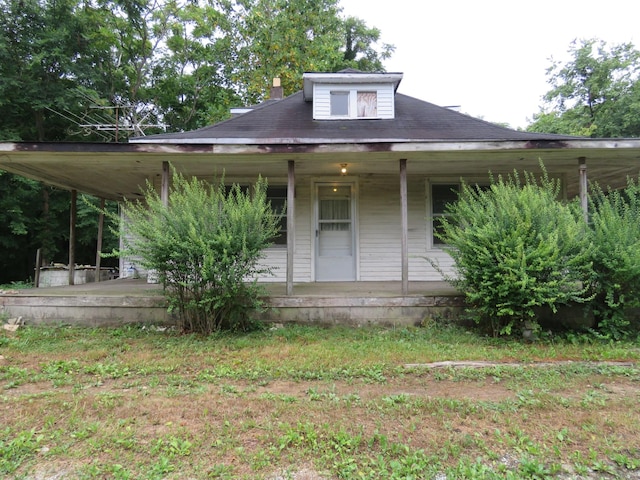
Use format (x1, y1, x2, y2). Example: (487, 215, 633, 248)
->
(330, 91, 349, 116)
(430, 182, 491, 247)
(357, 91, 377, 117)
(224, 184, 287, 246)
(431, 184, 460, 246)
(328, 90, 378, 118)
(267, 186, 287, 245)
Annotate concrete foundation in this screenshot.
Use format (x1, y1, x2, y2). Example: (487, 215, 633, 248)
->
(0, 279, 465, 328)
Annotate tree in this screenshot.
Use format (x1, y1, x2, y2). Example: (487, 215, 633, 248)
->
(528, 39, 640, 137)
(0, 172, 118, 284)
(149, 0, 240, 131)
(228, 0, 394, 103)
(339, 16, 395, 72)
(228, 0, 343, 102)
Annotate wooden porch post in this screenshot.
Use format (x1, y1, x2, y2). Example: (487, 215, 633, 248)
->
(161, 161, 170, 207)
(287, 160, 295, 296)
(34, 248, 42, 288)
(95, 198, 105, 282)
(69, 189, 77, 285)
(578, 157, 588, 222)
(400, 159, 409, 295)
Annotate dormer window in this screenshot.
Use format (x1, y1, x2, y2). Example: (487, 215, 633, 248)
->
(330, 91, 349, 116)
(357, 92, 377, 117)
(329, 90, 378, 118)
(323, 88, 381, 119)
(304, 71, 402, 121)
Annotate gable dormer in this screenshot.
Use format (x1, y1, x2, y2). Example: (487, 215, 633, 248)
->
(303, 70, 403, 120)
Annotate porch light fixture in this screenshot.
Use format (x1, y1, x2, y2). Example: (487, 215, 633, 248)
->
(340, 164, 348, 175)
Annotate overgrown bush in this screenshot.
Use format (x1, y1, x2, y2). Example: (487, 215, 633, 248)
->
(588, 178, 640, 339)
(112, 168, 281, 334)
(434, 167, 593, 336)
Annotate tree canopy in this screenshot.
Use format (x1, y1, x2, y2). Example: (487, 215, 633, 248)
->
(0, 0, 394, 142)
(527, 39, 640, 137)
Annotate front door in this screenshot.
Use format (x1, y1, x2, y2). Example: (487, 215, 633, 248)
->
(315, 183, 356, 281)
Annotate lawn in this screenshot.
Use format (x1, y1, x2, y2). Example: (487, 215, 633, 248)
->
(1, 323, 639, 479)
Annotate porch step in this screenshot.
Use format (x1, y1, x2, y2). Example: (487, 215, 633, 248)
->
(262, 293, 465, 327)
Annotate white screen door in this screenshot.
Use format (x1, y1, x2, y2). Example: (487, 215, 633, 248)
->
(315, 184, 356, 281)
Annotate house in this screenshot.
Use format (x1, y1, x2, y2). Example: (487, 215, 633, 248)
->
(126, 69, 640, 294)
(2, 69, 640, 304)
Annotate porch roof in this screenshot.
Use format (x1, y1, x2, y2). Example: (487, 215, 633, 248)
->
(1, 138, 640, 201)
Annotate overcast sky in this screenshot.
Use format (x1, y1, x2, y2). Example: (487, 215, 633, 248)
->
(340, 0, 639, 129)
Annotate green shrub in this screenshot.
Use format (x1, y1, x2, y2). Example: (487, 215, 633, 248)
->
(588, 178, 640, 339)
(113, 167, 280, 334)
(434, 167, 593, 336)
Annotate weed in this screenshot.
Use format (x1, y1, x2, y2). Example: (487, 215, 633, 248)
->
(381, 393, 410, 406)
(519, 456, 552, 478)
(148, 455, 175, 477)
(611, 452, 640, 470)
(207, 463, 235, 478)
(84, 362, 131, 379)
(0, 428, 43, 475)
(150, 435, 193, 457)
(220, 384, 240, 396)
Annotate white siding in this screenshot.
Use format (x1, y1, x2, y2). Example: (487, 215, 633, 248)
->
(357, 175, 455, 281)
(359, 176, 402, 280)
(313, 83, 395, 119)
(258, 179, 313, 282)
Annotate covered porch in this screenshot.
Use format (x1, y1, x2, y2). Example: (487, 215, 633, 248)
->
(3, 140, 640, 294)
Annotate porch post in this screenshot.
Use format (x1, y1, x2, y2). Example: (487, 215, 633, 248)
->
(95, 197, 105, 282)
(69, 189, 77, 286)
(578, 157, 588, 222)
(400, 159, 409, 295)
(286, 160, 295, 296)
(161, 161, 170, 207)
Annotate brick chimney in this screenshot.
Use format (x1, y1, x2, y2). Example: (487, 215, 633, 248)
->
(270, 77, 283, 100)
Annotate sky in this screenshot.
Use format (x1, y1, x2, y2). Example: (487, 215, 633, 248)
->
(340, 0, 639, 129)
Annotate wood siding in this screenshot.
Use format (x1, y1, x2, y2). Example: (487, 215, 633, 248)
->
(259, 180, 313, 282)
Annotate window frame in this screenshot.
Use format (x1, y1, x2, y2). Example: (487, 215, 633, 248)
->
(327, 88, 380, 119)
(266, 185, 288, 246)
(427, 179, 490, 250)
(330, 91, 350, 117)
(223, 183, 288, 247)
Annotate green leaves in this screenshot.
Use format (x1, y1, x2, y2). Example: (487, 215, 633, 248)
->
(435, 164, 593, 336)
(114, 167, 280, 334)
(528, 39, 640, 137)
(588, 178, 640, 338)
(1, 0, 393, 140)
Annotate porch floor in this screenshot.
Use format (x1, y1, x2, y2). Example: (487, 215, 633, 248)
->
(1, 278, 465, 327)
(8, 278, 458, 297)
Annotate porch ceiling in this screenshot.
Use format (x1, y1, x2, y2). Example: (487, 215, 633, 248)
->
(1, 140, 640, 200)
